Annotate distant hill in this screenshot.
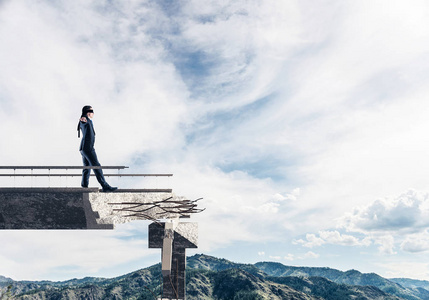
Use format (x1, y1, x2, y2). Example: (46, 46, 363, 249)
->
(255, 261, 426, 300)
(0, 276, 13, 283)
(1, 254, 428, 299)
(390, 278, 429, 292)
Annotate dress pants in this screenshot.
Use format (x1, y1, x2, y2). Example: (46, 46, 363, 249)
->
(80, 149, 108, 188)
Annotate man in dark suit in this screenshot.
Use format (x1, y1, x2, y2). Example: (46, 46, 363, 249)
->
(78, 105, 117, 192)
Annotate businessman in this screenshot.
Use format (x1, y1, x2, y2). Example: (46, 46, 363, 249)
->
(77, 105, 117, 192)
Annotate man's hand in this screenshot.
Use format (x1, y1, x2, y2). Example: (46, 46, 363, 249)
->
(80, 117, 87, 122)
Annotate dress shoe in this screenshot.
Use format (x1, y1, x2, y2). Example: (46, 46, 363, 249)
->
(102, 186, 118, 192)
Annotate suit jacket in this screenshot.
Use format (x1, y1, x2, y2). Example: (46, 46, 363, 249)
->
(79, 117, 96, 151)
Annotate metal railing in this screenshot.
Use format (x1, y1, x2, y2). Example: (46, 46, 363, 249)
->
(0, 166, 129, 169)
(0, 166, 173, 177)
(0, 166, 173, 191)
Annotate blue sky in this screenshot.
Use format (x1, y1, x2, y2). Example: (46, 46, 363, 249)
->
(2, 0, 429, 281)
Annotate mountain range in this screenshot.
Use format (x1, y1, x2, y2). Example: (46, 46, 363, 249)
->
(1, 254, 429, 299)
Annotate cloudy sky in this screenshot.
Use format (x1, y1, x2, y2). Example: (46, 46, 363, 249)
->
(2, 0, 429, 281)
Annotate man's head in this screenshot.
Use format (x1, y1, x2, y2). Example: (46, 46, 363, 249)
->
(82, 105, 94, 118)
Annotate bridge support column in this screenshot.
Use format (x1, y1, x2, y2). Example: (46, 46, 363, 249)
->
(149, 222, 198, 299)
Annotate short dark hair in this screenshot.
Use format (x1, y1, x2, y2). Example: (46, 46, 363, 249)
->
(81, 105, 92, 116)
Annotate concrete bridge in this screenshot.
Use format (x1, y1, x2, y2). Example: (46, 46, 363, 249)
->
(0, 166, 203, 299)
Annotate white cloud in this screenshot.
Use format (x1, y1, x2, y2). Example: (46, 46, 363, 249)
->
(401, 231, 429, 253)
(169, 164, 299, 250)
(373, 235, 396, 255)
(245, 202, 280, 215)
(294, 230, 370, 248)
(267, 252, 318, 261)
(339, 190, 429, 234)
(250, 1, 429, 230)
(0, 224, 152, 280)
(177, 0, 301, 107)
(299, 190, 429, 255)
(319, 231, 371, 247)
(0, 0, 189, 166)
(284, 254, 294, 261)
(294, 233, 325, 248)
(303, 251, 319, 259)
(377, 261, 429, 280)
(273, 188, 301, 202)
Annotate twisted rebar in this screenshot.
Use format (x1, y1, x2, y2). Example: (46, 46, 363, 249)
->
(108, 196, 204, 221)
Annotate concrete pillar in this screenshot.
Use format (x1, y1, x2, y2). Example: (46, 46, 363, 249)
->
(149, 222, 198, 299)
